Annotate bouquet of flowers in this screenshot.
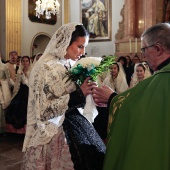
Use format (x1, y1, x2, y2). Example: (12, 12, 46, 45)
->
(67, 55, 116, 85)
(67, 55, 116, 123)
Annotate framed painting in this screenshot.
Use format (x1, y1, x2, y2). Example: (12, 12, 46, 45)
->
(81, 0, 112, 42)
(28, 0, 57, 25)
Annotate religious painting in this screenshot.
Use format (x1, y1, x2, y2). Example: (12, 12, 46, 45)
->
(81, 0, 112, 42)
(28, 0, 57, 25)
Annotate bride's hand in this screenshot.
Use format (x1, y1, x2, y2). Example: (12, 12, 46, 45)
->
(80, 77, 97, 97)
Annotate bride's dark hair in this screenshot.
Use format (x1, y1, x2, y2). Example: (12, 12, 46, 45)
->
(69, 25, 89, 46)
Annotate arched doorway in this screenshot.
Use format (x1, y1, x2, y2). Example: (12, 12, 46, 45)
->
(31, 33, 51, 57)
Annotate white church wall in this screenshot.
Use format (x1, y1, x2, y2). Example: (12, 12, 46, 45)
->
(21, 0, 62, 56)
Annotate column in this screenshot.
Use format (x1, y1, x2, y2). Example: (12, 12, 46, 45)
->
(144, 0, 157, 30)
(6, 0, 21, 60)
(124, 0, 136, 38)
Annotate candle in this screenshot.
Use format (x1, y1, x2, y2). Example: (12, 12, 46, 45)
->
(129, 38, 132, 53)
(135, 38, 137, 53)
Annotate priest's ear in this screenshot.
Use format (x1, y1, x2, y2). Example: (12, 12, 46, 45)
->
(155, 43, 164, 55)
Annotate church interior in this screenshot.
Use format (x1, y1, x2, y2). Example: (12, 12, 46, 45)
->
(0, 0, 169, 169)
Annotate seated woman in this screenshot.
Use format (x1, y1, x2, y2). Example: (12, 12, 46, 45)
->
(103, 62, 129, 94)
(130, 63, 152, 88)
(5, 56, 32, 134)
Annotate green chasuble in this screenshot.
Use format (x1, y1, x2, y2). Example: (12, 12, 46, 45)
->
(103, 63, 170, 170)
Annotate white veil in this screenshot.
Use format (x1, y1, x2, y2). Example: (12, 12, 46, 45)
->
(130, 62, 152, 88)
(17, 56, 32, 75)
(103, 62, 129, 94)
(36, 23, 82, 65)
(12, 56, 32, 99)
(116, 62, 129, 93)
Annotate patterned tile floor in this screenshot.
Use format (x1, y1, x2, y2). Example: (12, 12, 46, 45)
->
(0, 133, 25, 170)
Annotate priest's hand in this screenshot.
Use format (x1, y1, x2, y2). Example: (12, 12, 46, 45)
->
(92, 85, 114, 105)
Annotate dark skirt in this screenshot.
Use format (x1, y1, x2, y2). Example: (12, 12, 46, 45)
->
(93, 106, 108, 142)
(5, 83, 29, 129)
(63, 110, 106, 170)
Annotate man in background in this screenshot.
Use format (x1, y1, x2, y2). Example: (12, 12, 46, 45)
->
(6, 51, 18, 83)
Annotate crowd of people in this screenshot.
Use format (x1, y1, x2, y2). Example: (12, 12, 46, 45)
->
(0, 22, 169, 170)
(97, 54, 152, 92)
(0, 51, 42, 134)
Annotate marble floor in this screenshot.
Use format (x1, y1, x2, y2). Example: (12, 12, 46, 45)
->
(0, 133, 25, 170)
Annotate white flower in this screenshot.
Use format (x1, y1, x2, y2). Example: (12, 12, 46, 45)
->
(72, 57, 102, 69)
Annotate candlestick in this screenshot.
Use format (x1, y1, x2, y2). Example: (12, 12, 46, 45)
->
(135, 38, 137, 53)
(129, 38, 132, 53)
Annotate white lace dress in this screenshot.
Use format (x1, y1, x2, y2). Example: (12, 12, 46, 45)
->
(22, 23, 106, 170)
(21, 56, 75, 170)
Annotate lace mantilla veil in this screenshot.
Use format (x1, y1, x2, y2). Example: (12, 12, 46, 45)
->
(22, 23, 84, 152)
(37, 22, 82, 64)
(37, 22, 97, 123)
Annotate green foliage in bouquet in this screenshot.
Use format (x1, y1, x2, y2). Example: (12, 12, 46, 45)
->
(66, 55, 116, 86)
(91, 55, 116, 81)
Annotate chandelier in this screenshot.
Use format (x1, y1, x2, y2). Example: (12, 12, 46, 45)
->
(35, 0, 60, 19)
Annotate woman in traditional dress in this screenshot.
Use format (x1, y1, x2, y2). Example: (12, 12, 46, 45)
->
(130, 63, 151, 88)
(102, 62, 129, 94)
(21, 23, 106, 170)
(5, 56, 32, 132)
